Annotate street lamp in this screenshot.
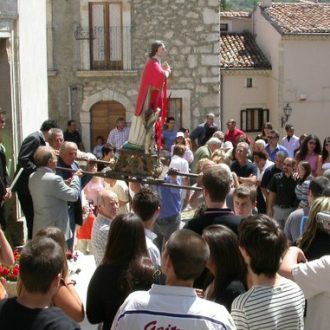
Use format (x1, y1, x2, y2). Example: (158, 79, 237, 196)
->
(281, 103, 293, 128)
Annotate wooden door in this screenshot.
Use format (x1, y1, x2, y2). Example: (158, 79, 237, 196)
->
(90, 100, 126, 147)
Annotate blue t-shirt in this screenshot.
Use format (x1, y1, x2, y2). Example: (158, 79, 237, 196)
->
(157, 176, 182, 218)
(162, 130, 177, 151)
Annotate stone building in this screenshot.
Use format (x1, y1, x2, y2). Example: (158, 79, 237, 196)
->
(47, 0, 220, 151)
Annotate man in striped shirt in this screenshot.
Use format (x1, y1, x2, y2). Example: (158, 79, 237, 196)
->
(231, 214, 305, 330)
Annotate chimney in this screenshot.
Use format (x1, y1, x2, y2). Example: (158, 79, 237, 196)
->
(260, 0, 272, 8)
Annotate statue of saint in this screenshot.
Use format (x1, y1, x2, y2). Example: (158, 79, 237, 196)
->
(124, 40, 171, 154)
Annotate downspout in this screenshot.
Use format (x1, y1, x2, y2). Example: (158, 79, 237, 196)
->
(68, 86, 72, 119)
(220, 72, 224, 131)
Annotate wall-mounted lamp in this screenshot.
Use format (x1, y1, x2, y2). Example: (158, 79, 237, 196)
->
(281, 103, 293, 128)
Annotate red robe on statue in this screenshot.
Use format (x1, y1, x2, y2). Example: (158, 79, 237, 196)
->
(135, 58, 169, 150)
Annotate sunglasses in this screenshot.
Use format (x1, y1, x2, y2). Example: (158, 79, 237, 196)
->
(308, 141, 316, 145)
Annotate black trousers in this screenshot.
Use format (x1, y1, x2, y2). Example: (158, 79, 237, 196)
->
(16, 190, 34, 239)
(0, 206, 6, 230)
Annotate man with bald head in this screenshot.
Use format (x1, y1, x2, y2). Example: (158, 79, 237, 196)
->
(28, 146, 81, 238)
(56, 141, 92, 250)
(91, 190, 119, 265)
(14, 119, 57, 238)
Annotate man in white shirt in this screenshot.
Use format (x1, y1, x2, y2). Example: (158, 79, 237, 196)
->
(132, 187, 161, 266)
(91, 190, 119, 265)
(107, 117, 130, 150)
(281, 124, 300, 157)
(111, 229, 235, 330)
(280, 246, 330, 330)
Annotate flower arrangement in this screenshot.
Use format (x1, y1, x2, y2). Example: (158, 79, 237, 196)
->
(0, 249, 20, 284)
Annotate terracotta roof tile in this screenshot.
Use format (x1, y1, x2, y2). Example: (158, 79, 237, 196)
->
(220, 11, 251, 18)
(220, 32, 271, 69)
(262, 3, 330, 34)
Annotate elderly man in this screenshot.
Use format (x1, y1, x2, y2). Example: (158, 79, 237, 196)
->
(14, 119, 57, 239)
(56, 141, 92, 250)
(29, 146, 81, 238)
(191, 137, 222, 174)
(190, 113, 218, 148)
(48, 128, 64, 153)
(91, 190, 119, 266)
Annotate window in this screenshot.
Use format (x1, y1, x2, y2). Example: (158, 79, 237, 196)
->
(168, 98, 183, 128)
(220, 23, 229, 32)
(241, 108, 269, 132)
(89, 2, 124, 70)
(246, 77, 253, 88)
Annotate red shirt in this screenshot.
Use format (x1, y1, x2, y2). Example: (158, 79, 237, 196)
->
(224, 128, 251, 145)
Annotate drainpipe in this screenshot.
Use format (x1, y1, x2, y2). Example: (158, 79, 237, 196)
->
(220, 72, 224, 131)
(68, 86, 72, 119)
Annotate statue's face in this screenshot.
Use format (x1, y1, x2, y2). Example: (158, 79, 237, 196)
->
(156, 44, 166, 58)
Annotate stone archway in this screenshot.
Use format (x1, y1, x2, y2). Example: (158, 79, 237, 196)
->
(90, 100, 126, 147)
(80, 89, 134, 150)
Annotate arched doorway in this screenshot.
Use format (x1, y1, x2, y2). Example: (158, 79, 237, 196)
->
(90, 100, 126, 148)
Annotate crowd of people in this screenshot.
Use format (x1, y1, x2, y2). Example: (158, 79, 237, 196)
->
(0, 111, 329, 329)
(0, 40, 330, 330)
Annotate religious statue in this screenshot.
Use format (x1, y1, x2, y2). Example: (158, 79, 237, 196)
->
(123, 40, 171, 154)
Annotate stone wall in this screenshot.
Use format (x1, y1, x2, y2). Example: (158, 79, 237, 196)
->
(48, 0, 220, 149)
(131, 0, 220, 128)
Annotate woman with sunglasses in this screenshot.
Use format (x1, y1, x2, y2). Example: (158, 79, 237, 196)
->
(295, 134, 322, 177)
(317, 137, 330, 176)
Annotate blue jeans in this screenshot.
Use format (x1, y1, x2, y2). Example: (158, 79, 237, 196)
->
(153, 214, 181, 252)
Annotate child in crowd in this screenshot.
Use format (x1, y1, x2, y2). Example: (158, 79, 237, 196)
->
(233, 184, 257, 217)
(0, 237, 80, 329)
(92, 136, 104, 159)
